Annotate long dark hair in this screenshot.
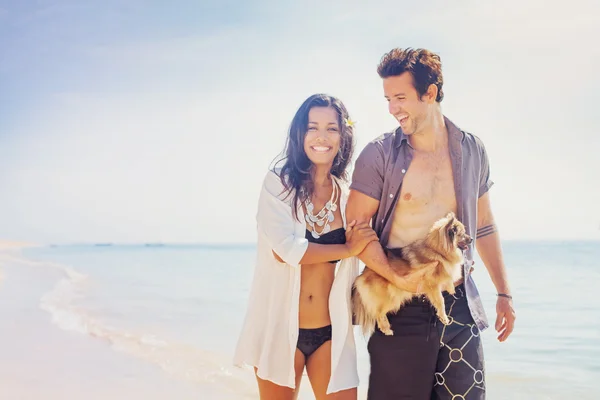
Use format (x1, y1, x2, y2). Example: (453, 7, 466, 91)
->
(272, 94, 355, 220)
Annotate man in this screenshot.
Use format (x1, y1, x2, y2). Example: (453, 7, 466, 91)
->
(346, 48, 516, 399)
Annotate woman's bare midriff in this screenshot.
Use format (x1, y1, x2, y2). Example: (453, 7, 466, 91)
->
(298, 262, 336, 328)
(298, 180, 342, 329)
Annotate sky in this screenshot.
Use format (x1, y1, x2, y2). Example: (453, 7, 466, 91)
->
(1, 0, 599, 244)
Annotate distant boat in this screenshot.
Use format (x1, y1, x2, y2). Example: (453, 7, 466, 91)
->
(144, 243, 165, 247)
(94, 243, 113, 247)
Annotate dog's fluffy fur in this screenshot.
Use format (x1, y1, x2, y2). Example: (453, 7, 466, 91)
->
(352, 212, 472, 336)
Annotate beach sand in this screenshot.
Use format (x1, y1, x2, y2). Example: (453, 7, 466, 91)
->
(0, 246, 205, 400)
(0, 240, 33, 282)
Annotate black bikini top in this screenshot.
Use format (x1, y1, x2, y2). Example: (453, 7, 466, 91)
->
(305, 227, 346, 264)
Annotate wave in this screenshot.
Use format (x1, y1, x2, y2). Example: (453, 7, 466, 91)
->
(5, 253, 257, 398)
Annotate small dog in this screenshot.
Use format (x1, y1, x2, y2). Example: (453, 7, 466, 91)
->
(352, 212, 472, 336)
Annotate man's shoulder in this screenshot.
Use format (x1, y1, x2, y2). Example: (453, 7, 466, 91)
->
(460, 129, 487, 152)
(457, 128, 491, 170)
(446, 116, 486, 150)
(368, 129, 398, 146)
(359, 128, 399, 156)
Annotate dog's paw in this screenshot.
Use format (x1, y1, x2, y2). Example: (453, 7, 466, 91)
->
(439, 315, 451, 325)
(381, 328, 394, 336)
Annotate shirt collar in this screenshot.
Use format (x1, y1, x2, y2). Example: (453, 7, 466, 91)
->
(394, 115, 465, 148)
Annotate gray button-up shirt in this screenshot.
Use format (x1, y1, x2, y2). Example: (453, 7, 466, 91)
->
(350, 116, 493, 331)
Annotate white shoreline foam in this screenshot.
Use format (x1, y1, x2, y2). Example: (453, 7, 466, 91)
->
(2, 251, 257, 398)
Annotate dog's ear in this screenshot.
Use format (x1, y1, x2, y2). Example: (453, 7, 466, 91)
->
(447, 222, 457, 241)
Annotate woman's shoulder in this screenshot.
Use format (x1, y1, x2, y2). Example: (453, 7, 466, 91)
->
(333, 175, 350, 198)
(261, 168, 295, 202)
(263, 166, 284, 183)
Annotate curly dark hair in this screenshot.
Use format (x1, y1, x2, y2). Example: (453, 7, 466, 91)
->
(273, 94, 355, 220)
(377, 47, 444, 102)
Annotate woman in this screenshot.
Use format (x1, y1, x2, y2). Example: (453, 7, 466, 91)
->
(234, 94, 377, 399)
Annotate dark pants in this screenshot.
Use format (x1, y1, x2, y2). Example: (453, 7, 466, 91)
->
(367, 284, 485, 400)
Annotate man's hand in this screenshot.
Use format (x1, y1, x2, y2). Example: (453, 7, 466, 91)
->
(476, 192, 515, 342)
(495, 296, 515, 342)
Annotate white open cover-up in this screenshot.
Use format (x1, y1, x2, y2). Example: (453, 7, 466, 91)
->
(233, 170, 360, 394)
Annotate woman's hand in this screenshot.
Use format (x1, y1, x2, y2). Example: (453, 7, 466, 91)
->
(272, 250, 284, 263)
(345, 220, 379, 257)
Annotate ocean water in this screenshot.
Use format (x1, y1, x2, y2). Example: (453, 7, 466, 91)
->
(1, 241, 598, 399)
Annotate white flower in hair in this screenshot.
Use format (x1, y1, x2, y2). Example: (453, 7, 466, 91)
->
(344, 117, 356, 128)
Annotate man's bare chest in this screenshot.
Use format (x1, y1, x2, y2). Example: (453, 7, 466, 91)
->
(398, 151, 456, 210)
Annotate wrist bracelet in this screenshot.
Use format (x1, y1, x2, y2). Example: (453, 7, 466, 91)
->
(497, 293, 512, 299)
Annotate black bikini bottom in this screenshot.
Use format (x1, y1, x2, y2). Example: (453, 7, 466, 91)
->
(297, 325, 332, 358)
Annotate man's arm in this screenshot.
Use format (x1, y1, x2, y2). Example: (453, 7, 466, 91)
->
(476, 191, 515, 342)
(346, 190, 423, 293)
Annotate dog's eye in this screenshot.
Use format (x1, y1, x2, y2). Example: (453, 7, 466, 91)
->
(448, 227, 455, 240)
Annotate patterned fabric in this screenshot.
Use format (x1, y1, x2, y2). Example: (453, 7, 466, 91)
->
(433, 286, 486, 400)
